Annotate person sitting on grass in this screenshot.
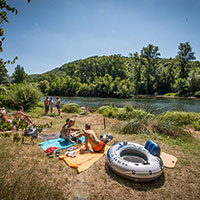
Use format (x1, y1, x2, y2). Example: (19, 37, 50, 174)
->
(60, 119, 80, 143)
(76, 124, 109, 152)
(0, 108, 15, 131)
(0, 108, 11, 124)
(13, 106, 33, 124)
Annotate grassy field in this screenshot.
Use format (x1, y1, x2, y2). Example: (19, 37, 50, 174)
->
(0, 110, 200, 200)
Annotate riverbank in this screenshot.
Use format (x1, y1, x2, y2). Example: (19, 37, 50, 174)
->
(0, 110, 200, 200)
(134, 94, 200, 100)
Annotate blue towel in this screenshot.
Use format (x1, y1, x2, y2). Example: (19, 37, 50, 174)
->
(39, 136, 85, 152)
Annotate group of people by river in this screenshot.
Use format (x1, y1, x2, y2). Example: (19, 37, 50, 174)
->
(44, 96, 61, 115)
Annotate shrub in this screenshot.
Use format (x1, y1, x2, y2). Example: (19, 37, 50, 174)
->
(1, 83, 43, 110)
(96, 106, 111, 114)
(125, 104, 134, 112)
(97, 104, 154, 120)
(194, 91, 200, 97)
(96, 105, 117, 118)
(159, 111, 200, 126)
(121, 117, 190, 138)
(193, 120, 200, 131)
(62, 103, 81, 113)
(36, 101, 44, 108)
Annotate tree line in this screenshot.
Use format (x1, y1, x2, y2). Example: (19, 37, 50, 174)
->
(31, 42, 200, 97)
(1, 42, 200, 99)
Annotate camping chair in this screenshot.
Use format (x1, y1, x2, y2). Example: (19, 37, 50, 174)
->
(23, 128, 39, 144)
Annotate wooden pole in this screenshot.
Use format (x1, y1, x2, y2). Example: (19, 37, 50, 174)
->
(104, 117, 106, 129)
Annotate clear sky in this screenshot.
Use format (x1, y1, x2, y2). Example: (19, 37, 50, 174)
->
(1, 0, 200, 75)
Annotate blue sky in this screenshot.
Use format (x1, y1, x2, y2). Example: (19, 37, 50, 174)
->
(1, 0, 200, 75)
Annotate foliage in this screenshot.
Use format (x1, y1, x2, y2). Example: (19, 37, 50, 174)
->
(192, 120, 200, 131)
(173, 78, 189, 96)
(0, 0, 30, 71)
(187, 69, 200, 93)
(0, 63, 9, 84)
(96, 104, 154, 120)
(62, 103, 82, 113)
(159, 111, 200, 126)
(38, 80, 50, 94)
(113, 78, 135, 98)
(176, 42, 196, 79)
(36, 101, 44, 108)
(194, 90, 200, 97)
(120, 117, 190, 138)
(12, 65, 29, 84)
(140, 44, 160, 94)
(31, 44, 200, 98)
(1, 83, 42, 110)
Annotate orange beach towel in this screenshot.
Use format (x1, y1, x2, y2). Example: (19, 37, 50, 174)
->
(59, 145, 110, 173)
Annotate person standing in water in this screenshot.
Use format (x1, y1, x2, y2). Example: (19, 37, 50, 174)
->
(56, 96, 61, 115)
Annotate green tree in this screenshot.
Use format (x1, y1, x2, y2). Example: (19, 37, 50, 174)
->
(176, 42, 196, 79)
(0, 63, 9, 84)
(141, 44, 160, 94)
(12, 65, 29, 83)
(153, 58, 176, 94)
(38, 80, 50, 94)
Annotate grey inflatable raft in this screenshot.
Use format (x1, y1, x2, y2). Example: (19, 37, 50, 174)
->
(106, 141, 164, 182)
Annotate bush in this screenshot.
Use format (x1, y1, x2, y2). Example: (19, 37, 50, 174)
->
(159, 111, 200, 126)
(96, 105, 117, 118)
(121, 117, 190, 137)
(96, 106, 111, 114)
(36, 101, 44, 108)
(194, 91, 200, 97)
(97, 104, 154, 120)
(193, 120, 200, 131)
(1, 83, 43, 110)
(62, 103, 82, 113)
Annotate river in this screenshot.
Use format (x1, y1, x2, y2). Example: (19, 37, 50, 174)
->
(45, 96, 200, 114)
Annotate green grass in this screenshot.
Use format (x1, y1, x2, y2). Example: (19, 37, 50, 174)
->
(159, 111, 200, 126)
(164, 93, 178, 96)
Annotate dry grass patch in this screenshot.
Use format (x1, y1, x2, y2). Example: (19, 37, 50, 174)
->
(0, 113, 200, 200)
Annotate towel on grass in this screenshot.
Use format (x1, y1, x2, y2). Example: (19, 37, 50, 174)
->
(59, 145, 110, 173)
(39, 136, 85, 152)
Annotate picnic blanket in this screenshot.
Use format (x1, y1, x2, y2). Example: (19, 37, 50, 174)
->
(59, 145, 110, 173)
(39, 136, 85, 152)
